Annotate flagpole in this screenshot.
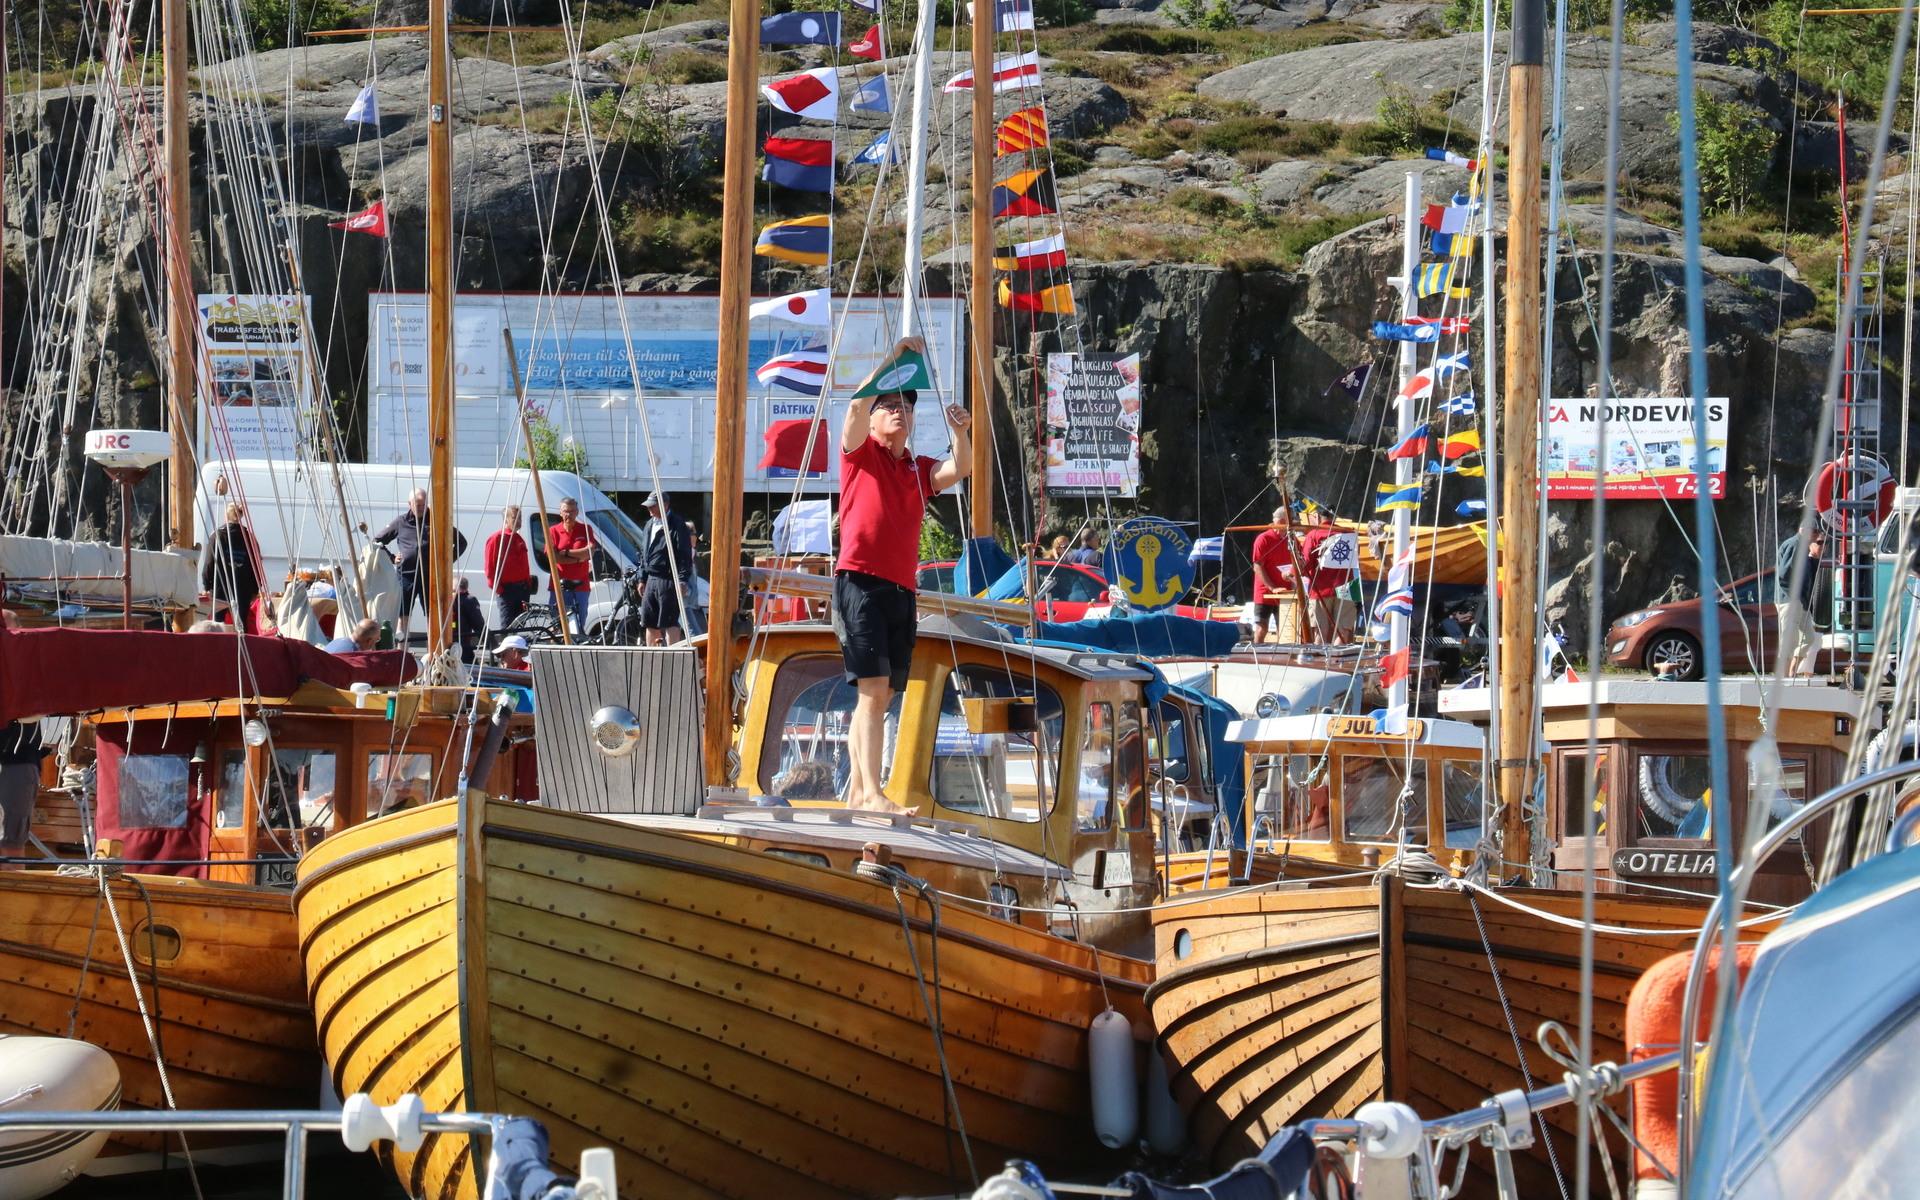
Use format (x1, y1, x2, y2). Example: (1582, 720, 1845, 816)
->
(163, 0, 195, 630)
(1499, 0, 1546, 874)
(1388, 170, 1423, 717)
(705, 0, 760, 786)
(899, 0, 938, 337)
(967, 0, 995, 538)
(425, 0, 455, 659)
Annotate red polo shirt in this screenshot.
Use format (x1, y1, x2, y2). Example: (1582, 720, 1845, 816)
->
(1250, 527, 1296, 602)
(838, 436, 941, 590)
(483, 528, 532, 588)
(549, 520, 594, 585)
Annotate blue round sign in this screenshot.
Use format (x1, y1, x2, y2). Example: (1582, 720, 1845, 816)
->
(1103, 517, 1195, 612)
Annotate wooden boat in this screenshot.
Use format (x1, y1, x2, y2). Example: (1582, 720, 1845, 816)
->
(1148, 681, 1849, 1195)
(296, 628, 1165, 1200)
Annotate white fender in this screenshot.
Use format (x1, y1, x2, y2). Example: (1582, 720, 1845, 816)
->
(1088, 1008, 1139, 1150)
(1142, 1045, 1186, 1156)
(0, 1035, 119, 1200)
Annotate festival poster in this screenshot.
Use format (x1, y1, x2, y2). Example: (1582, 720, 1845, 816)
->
(197, 294, 312, 461)
(1045, 352, 1141, 498)
(1544, 396, 1730, 500)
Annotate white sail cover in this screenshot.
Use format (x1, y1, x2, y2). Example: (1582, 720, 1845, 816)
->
(0, 536, 200, 610)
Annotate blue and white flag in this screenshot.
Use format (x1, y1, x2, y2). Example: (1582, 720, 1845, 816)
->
(1433, 351, 1471, 379)
(1456, 498, 1488, 519)
(1437, 394, 1476, 418)
(967, 0, 1037, 30)
(761, 11, 841, 45)
(851, 131, 896, 166)
(345, 83, 379, 125)
(850, 74, 892, 113)
(1372, 321, 1441, 344)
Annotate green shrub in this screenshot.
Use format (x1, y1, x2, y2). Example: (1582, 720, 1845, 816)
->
(239, 0, 363, 50)
(1165, 0, 1239, 31)
(1374, 80, 1424, 154)
(920, 514, 962, 562)
(655, 49, 728, 85)
(1667, 89, 1776, 215)
(1170, 186, 1240, 217)
(1195, 114, 1290, 154)
(514, 412, 590, 476)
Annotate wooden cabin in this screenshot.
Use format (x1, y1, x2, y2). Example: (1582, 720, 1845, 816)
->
(1234, 713, 1488, 876)
(1439, 678, 1851, 904)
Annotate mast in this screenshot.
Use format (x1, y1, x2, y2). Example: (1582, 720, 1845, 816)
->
(967, 0, 994, 538)
(899, 0, 938, 337)
(425, 0, 454, 656)
(1388, 170, 1423, 717)
(1498, 0, 1545, 867)
(163, 0, 194, 629)
(703, 0, 758, 785)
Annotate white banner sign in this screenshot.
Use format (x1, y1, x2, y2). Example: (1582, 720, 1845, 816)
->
(1545, 396, 1729, 500)
(197, 293, 314, 462)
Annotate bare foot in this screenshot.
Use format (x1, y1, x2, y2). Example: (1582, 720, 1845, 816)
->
(846, 792, 909, 814)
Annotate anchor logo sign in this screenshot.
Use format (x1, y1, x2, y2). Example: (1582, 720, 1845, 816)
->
(1108, 518, 1194, 612)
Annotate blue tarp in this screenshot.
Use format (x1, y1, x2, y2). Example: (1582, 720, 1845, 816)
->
(1032, 613, 1241, 658)
(985, 556, 1031, 603)
(957, 537, 1017, 596)
(1163, 681, 1247, 847)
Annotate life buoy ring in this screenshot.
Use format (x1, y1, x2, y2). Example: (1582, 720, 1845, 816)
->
(1637, 755, 1705, 827)
(1626, 947, 1759, 1193)
(1813, 454, 1895, 535)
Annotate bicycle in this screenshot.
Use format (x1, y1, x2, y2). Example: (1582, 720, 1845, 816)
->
(594, 568, 646, 646)
(501, 601, 566, 646)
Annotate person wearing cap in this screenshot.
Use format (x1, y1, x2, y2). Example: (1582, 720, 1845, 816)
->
(547, 496, 595, 638)
(834, 336, 972, 811)
(484, 506, 535, 630)
(639, 491, 696, 645)
(494, 635, 531, 671)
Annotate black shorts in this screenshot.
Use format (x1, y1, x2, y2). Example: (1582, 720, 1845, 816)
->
(640, 576, 683, 629)
(398, 567, 423, 613)
(833, 570, 917, 691)
(1254, 601, 1281, 625)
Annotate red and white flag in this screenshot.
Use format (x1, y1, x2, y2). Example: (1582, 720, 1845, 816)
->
(755, 344, 831, 394)
(848, 24, 883, 60)
(328, 199, 388, 237)
(945, 50, 1041, 94)
(750, 289, 833, 326)
(762, 68, 839, 120)
(991, 232, 1067, 272)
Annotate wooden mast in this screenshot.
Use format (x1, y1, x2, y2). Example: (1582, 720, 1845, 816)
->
(967, 0, 994, 538)
(702, 0, 759, 785)
(425, 0, 454, 656)
(163, 0, 195, 630)
(1497, 0, 1545, 867)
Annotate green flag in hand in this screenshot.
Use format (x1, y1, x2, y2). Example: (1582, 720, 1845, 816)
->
(852, 347, 933, 398)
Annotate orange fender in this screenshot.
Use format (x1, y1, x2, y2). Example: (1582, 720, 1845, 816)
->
(1625, 945, 1758, 1183)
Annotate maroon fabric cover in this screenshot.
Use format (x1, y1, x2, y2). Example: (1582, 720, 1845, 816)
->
(95, 718, 214, 879)
(0, 625, 417, 723)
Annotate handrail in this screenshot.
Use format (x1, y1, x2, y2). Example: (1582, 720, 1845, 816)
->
(743, 566, 1037, 627)
(1675, 758, 1920, 1187)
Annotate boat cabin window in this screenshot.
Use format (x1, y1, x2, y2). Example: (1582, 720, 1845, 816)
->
(1077, 703, 1115, 832)
(1440, 760, 1484, 849)
(1635, 751, 1711, 840)
(1250, 754, 1330, 843)
(264, 749, 338, 831)
(217, 749, 247, 829)
(1560, 750, 1608, 837)
(368, 752, 435, 817)
(761, 655, 906, 799)
(930, 664, 1062, 824)
(1752, 755, 1810, 838)
(1341, 754, 1427, 846)
(117, 755, 191, 829)
(1116, 700, 1149, 831)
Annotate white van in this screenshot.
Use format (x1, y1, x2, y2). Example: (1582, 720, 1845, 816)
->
(196, 460, 647, 635)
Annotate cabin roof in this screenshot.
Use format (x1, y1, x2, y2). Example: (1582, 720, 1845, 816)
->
(1437, 679, 1859, 720)
(761, 618, 1156, 684)
(1226, 713, 1485, 751)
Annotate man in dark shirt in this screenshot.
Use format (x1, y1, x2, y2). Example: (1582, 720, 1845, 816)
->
(0, 721, 49, 867)
(202, 502, 262, 633)
(639, 492, 696, 645)
(453, 577, 487, 665)
(374, 488, 467, 640)
(1065, 529, 1104, 568)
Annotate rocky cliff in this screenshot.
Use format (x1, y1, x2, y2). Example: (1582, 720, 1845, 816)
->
(3, 4, 1913, 648)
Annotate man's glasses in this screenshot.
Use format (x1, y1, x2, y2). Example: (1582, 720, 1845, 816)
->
(870, 396, 910, 413)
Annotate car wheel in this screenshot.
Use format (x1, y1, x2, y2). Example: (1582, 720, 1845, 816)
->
(1644, 631, 1703, 682)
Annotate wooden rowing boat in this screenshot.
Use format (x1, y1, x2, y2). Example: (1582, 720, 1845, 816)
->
(297, 792, 1151, 1200)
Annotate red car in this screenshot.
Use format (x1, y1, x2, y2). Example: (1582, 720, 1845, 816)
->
(1604, 569, 1792, 681)
(919, 559, 1217, 622)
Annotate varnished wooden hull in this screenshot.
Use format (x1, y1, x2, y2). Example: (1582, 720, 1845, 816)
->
(1163, 849, 1367, 894)
(296, 797, 1151, 1200)
(1150, 879, 1743, 1197)
(0, 872, 317, 1155)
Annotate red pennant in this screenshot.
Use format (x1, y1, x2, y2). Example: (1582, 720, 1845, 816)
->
(1378, 648, 1411, 689)
(849, 24, 882, 60)
(328, 199, 388, 237)
(760, 419, 830, 473)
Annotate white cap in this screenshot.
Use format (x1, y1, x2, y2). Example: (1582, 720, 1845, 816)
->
(494, 634, 530, 654)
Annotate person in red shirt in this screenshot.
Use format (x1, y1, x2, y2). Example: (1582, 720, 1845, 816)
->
(483, 505, 535, 629)
(1249, 506, 1298, 644)
(548, 497, 595, 638)
(836, 337, 972, 811)
(1296, 509, 1357, 645)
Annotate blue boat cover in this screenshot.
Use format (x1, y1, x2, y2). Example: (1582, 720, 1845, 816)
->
(957, 537, 1018, 596)
(1163, 682, 1247, 846)
(1033, 613, 1240, 658)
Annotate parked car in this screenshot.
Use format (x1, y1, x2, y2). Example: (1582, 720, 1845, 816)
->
(1605, 569, 1793, 681)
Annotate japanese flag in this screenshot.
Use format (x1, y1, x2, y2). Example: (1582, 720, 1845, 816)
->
(750, 289, 833, 326)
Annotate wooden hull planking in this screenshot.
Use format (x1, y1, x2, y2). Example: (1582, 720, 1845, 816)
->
(298, 797, 1151, 1200)
(1150, 880, 1744, 1197)
(0, 872, 317, 1154)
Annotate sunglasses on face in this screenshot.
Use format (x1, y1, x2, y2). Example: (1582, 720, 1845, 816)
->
(870, 397, 910, 413)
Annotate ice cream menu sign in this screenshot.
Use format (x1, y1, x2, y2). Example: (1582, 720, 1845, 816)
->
(1045, 352, 1141, 498)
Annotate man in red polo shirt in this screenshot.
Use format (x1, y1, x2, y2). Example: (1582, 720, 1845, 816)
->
(1249, 506, 1297, 644)
(836, 336, 972, 810)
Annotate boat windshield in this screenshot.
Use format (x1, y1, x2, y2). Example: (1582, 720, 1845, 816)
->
(761, 654, 905, 800)
(930, 664, 1064, 824)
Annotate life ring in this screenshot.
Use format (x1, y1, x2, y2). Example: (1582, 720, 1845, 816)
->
(1625, 947, 1758, 1192)
(1812, 454, 1894, 535)
(1637, 755, 1705, 827)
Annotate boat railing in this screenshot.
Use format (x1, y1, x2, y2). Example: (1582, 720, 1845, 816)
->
(743, 565, 1037, 626)
(0, 1093, 617, 1200)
